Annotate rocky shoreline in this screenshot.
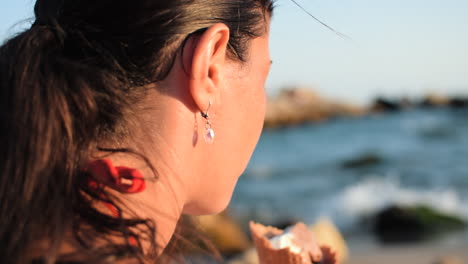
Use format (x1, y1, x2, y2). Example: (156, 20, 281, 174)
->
(264, 87, 366, 128)
(264, 87, 468, 128)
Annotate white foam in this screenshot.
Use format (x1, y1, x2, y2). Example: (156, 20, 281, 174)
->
(321, 175, 468, 231)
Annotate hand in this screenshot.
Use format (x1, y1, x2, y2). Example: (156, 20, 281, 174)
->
(289, 222, 323, 263)
(317, 245, 338, 264)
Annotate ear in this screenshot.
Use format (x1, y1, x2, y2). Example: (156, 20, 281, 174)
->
(188, 23, 230, 112)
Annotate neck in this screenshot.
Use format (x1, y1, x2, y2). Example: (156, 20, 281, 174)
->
(131, 168, 186, 254)
(96, 86, 196, 255)
(85, 142, 189, 256)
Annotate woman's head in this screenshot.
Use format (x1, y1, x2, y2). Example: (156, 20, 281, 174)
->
(0, 0, 273, 263)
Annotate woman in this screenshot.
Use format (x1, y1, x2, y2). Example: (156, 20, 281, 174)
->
(0, 0, 273, 263)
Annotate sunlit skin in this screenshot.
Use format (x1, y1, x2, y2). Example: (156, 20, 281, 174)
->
(81, 16, 339, 262)
(87, 19, 273, 254)
(51, 14, 338, 261)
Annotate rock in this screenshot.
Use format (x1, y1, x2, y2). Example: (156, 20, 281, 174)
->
(341, 153, 382, 169)
(449, 97, 468, 108)
(421, 94, 451, 108)
(374, 205, 466, 243)
(370, 97, 401, 112)
(399, 97, 414, 108)
(420, 94, 468, 109)
(264, 87, 366, 128)
(195, 210, 251, 257)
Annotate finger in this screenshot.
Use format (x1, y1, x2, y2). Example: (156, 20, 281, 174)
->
(320, 245, 338, 264)
(309, 249, 323, 263)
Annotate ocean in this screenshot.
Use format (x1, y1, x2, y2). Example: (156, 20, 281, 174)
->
(230, 107, 468, 243)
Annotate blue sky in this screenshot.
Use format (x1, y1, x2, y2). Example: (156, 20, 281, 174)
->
(2, 0, 468, 104)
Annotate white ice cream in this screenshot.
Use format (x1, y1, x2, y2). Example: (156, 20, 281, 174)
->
(269, 230, 302, 254)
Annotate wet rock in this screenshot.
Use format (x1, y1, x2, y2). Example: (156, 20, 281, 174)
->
(419, 125, 454, 140)
(374, 205, 466, 243)
(370, 97, 401, 112)
(341, 153, 382, 169)
(449, 97, 468, 108)
(419, 94, 468, 109)
(195, 210, 251, 257)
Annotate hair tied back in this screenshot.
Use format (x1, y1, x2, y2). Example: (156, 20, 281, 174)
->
(33, 0, 65, 25)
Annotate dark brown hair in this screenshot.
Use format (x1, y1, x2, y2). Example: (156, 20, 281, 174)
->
(0, 0, 273, 263)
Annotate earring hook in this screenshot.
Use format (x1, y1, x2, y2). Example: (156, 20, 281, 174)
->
(201, 99, 212, 119)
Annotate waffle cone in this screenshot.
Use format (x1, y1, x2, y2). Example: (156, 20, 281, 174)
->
(249, 221, 311, 264)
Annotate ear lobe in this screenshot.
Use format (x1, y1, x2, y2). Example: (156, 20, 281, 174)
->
(188, 23, 230, 111)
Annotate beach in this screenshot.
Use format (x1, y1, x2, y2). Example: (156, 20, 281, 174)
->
(223, 236, 468, 264)
(227, 105, 468, 264)
(348, 243, 467, 264)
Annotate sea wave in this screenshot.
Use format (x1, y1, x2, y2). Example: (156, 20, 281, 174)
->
(320, 175, 468, 232)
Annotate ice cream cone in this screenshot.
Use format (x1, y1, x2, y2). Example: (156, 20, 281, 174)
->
(249, 221, 314, 264)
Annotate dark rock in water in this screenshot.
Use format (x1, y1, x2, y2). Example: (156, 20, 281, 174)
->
(374, 206, 426, 242)
(341, 153, 382, 169)
(374, 205, 466, 243)
(449, 98, 468, 108)
(419, 126, 454, 140)
(418, 95, 468, 109)
(371, 97, 401, 112)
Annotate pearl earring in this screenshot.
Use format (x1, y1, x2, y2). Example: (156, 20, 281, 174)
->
(201, 100, 214, 144)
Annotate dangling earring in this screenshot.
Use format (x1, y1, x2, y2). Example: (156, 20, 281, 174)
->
(201, 99, 215, 144)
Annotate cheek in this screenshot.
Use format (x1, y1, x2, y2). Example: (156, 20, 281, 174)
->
(220, 78, 265, 174)
(238, 77, 267, 162)
(193, 60, 269, 214)
(251, 86, 266, 132)
(251, 68, 269, 128)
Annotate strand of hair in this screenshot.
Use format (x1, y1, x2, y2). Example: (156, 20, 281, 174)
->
(290, 0, 351, 40)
